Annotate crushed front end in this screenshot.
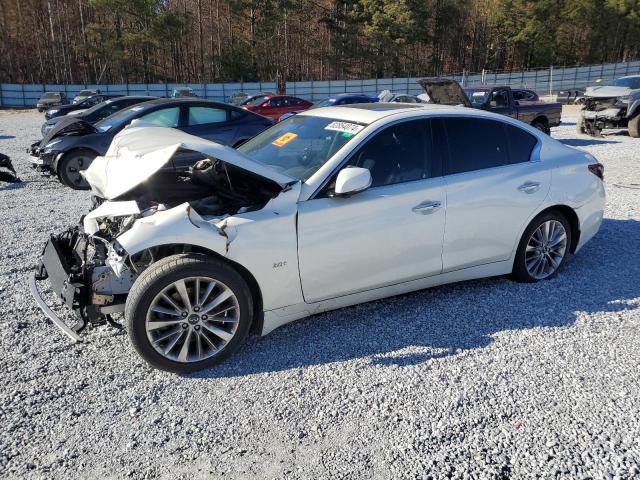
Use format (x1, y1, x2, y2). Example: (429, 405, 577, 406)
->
(30, 210, 142, 341)
(581, 97, 629, 135)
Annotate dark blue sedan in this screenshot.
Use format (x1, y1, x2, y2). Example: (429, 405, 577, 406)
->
(313, 93, 379, 107)
(29, 98, 274, 189)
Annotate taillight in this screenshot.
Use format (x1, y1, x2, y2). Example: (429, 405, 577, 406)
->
(588, 163, 604, 180)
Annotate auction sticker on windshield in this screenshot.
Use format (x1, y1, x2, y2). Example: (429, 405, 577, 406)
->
(325, 121, 364, 135)
(272, 132, 298, 147)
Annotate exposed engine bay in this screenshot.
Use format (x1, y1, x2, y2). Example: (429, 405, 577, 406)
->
(32, 154, 282, 337)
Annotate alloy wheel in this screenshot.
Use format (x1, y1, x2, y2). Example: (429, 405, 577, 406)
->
(64, 155, 91, 187)
(145, 276, 240, 363)
(525, 220, 567, 280)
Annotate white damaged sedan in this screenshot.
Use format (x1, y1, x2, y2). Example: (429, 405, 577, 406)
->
(31, 103, 605, 372)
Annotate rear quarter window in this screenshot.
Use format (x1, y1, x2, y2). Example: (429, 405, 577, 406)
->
(505, 124, 538, 163)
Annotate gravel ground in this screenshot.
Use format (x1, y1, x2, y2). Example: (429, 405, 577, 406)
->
(1, 107, 639, 480)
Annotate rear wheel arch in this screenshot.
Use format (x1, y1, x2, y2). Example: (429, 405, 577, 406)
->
(532, 205, 580, 253)
(531, 116, 550, 133)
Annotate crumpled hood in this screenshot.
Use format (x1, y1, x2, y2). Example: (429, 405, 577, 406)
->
(82, 126, 295, 200)
(418, 78, 472, 107)
(585, 85, 632, 98)
(40, 116, 96, 146)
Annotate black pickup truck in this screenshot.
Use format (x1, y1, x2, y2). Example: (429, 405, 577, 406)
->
(418, 79, 562, 134)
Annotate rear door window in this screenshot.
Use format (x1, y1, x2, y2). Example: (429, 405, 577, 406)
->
(188, 106, 228, 125)
(442, 117, 510, 174)
(138, 107, 180, 127)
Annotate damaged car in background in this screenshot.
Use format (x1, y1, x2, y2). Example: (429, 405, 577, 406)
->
(0, 153, 21, 183)
(577, 75, 640, 137)
(31, 104, 605, 373)
(28, 98, 273, 189)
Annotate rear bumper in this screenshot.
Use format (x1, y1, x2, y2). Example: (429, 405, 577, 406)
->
(574, 181, 606, 253)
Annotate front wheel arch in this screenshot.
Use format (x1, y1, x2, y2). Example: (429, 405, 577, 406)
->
(54, 147, 99, 176)
(129, 244, 264, 334)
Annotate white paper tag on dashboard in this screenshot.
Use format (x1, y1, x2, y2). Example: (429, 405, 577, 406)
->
(324, 121, 364, 134)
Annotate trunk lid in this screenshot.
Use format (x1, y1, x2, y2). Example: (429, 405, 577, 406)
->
(82, 126, 295, 200)
(417, 78, 472, 107)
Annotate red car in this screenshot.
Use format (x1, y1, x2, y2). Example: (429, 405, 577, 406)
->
(243, 95, 312, 121)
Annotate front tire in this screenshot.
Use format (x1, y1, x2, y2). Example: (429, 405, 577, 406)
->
(125, 254, 253, 373)
(57, 150, 95, 190)
(512, 211, 572, 283)
(629, 115, 640, 138)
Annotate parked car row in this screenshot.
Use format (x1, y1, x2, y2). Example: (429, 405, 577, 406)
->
(29, 98, 273, 189)
(28, 83, 605, 373)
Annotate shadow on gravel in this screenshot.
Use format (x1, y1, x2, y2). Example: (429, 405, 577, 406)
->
(190, 218, 640, 379)
(560, 138, 621, 147)
(0, 134, 16, 140)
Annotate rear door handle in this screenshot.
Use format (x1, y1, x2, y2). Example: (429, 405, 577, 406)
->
(412, 200, 442, 215)
(518, 181, 541, 194)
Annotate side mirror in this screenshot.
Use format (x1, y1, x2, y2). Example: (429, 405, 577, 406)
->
(332, 167, 372, 197)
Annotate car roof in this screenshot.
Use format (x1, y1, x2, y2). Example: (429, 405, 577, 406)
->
(617, 75, 640, 80)
(266, 95, 306, 100)
(332, 93, 372, 98)
(111, 95, 157, 101)
(299, 103, 449, 123)
(299, 102, 538, 126)
(138, 97, 222, 106)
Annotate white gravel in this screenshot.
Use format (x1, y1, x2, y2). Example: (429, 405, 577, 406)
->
(1, 107, 639, 480)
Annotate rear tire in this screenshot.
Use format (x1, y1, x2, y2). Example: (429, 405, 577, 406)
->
(532, 120, 550, 135)
(57, 150, 95, 190)
(629, 115, 640, 138)
(576, 113, 586, 134)
(512, 211, 572, 283)
(125, 254, 253, 373)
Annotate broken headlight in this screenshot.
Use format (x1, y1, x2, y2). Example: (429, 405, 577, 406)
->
(615, 95, 631, 107)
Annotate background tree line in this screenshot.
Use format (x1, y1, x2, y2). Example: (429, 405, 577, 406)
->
(1, 0, 639, 85)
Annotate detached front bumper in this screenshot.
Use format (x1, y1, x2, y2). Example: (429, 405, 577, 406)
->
(30, 235, 88, 341)
(30, 229, 126, 342)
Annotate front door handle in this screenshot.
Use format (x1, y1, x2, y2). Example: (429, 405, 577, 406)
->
(412, 200, 442, 215)
(518, 181, 541, 194)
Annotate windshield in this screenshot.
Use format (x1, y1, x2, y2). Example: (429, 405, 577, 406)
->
(41, 93, 59, 100)
(95, 104, 147, 132)
(245, 95, 269, 106)
(82, 98, 113, 116)
(237, 115, 365, 180)
(465, 89, 490, 106)
(613, 77, 640, 89)
(77, 90, 94, 96)
(315, 99, 336, 107)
